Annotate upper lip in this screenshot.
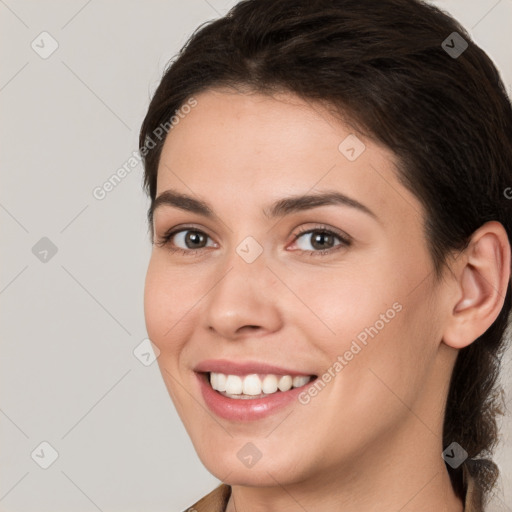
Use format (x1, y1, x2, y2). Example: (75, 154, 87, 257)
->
(194, 359, 316, 377)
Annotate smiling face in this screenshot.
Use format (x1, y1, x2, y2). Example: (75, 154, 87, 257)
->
(144, 88, 457, 488)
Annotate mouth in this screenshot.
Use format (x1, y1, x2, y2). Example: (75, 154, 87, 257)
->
(193, 360, 319, 420)
(204, 371, 317, 399)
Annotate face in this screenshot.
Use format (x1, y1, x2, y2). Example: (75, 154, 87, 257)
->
(144, 88, 450, 487)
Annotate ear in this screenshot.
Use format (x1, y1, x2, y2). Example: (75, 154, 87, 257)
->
(442, 221, 511, 350)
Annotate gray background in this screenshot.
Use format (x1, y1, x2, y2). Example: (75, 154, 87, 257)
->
(1, 1, 511, 510)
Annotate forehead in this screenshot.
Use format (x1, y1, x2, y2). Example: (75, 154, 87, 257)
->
(156, 88, 424, 228)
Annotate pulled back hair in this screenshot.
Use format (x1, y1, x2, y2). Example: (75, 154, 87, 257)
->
(139, 0, 512, 507)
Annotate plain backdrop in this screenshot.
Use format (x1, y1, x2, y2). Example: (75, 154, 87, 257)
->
(1, 1, 511, 511)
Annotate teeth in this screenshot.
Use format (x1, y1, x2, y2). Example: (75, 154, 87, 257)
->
(262, 374, 278, 394)
(209, 372, 313, 398)
(278, 375, 292, 392)
(225, 375, 243, 395)
(210, 372, 227, 392)
(293, 375, 310, 388)
(242, 374, 262, 395)
(216, 373, 227, 392)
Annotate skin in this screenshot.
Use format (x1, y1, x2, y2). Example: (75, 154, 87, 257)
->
(144, 88, 510, 511)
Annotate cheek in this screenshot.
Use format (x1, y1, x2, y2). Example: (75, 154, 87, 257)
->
(143, 257, 191, 355)
(325, 281, 439, 426)
(289, 247, 435, 388)
(144, 259, 197, 411)
(284, 260, 401, 346)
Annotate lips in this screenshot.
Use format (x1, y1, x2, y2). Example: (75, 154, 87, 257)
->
(193, 359, 316, 377)
(193, 359, 318, 421)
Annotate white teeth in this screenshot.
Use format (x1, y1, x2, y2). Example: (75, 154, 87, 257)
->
(216, 373, 227, 392)
(242, 374, 262, 395)
(262, 374, 278, 394)
(208, 372, 313, 397)
(225, 375, 243, 395)
(210, 372, 227, 392)
(277, 375, 293, 392)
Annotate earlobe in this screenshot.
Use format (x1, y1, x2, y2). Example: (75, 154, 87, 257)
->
(443, 221, 511, 350)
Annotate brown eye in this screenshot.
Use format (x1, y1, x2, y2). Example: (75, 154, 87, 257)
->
(182, 230, 208, 249)
(309, 231, 337, 250)
(155, 228, 216, 254)
(292, 226, 351, 256)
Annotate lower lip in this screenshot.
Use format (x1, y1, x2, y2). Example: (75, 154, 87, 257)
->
(196, 372, 314, 421)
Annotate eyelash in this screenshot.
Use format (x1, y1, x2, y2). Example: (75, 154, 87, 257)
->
(154, 224, 352, 257)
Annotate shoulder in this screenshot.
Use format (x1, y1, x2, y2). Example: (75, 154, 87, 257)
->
(183, 483, 231, 512)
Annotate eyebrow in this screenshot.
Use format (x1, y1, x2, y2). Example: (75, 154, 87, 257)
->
(150, 189, 377, 222)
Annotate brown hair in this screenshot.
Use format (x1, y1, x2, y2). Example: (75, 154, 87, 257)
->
(139, 0, 512, 506)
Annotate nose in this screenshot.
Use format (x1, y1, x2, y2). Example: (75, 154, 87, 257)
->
(201, 246, 283, 340)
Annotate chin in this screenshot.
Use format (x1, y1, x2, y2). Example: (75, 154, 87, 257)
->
(197, 443, 307, 487)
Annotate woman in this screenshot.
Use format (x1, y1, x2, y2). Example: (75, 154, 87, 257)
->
(139, 0, 512, 510)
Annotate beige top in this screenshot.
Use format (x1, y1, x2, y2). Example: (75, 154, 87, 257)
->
(185, 465, 479, 512)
